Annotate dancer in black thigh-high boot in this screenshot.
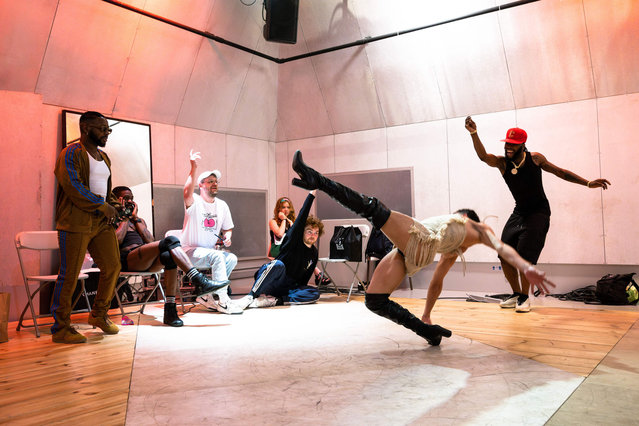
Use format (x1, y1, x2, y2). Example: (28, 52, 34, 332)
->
(291, 151, 555, 346)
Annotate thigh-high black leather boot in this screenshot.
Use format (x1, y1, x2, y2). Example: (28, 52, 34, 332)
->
(365, 293, 452, 346)
(291, 150, 391, 229)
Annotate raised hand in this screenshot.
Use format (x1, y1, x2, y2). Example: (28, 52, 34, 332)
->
(524, 265, 556, 296)
(465, 116, 477, 133)
(189, 149, 201, 168)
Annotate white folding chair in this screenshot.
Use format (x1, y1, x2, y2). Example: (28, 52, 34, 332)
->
(14, 231, 91, 337)
(113, 270, 164, 316)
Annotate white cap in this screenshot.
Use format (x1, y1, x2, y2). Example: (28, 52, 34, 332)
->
(197, 170, 221, 184)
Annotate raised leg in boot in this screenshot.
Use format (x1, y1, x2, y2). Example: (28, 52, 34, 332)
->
(291, 150, 391, 229)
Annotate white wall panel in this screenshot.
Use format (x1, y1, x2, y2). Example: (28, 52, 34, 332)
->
(35, 0, 143, 113)
(311, 47, 385, 134)
(500, 0, 595, 109)
(297, 0, 362, 52)
(387, 120, 449, 220)
(275, 142, 291, 199)
(598, 93, 639, 265)
(430, 12, 514, 118)
(285, 135, 336, 207)
(225, 135, 269, 190)
(516, 100, 604, 264)
(365, 32, 446, 127)
(276, 58, 333, 141)
(584, 0, 639, 97)
(226, 54, 279, 141)
(448, 110, 517, 262)
(334, 128, 387, 172)
(0, 0, 58, 92)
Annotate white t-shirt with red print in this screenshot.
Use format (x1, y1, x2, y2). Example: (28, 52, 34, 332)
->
(180, 193, 234, 250)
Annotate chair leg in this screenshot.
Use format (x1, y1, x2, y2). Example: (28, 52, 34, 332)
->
(17, 282, 43, 337)
(140, 274, 164, 315)
(114, 277, 128, 317)
(409, 276, 413, 291)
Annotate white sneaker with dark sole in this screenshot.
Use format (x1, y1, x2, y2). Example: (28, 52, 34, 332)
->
(515, 298, 531, 313)
(249, 295, 278, 308)
(499, 295, 518, 309)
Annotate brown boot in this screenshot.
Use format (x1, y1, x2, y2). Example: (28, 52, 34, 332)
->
(88, 314, 119, 334)
(52, 326, 87, 344)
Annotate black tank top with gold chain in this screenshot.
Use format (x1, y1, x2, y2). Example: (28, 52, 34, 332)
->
(502, 151, 551, 216)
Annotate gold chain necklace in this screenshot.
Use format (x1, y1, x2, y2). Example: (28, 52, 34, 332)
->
(511, 152, 526, 175)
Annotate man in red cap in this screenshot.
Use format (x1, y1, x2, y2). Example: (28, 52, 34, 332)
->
(464, 116, 610, 312)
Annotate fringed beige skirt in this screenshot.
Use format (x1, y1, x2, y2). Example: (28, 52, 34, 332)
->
(399, 216, 467, 277)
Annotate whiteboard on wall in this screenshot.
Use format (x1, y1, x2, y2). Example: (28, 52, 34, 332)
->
(316, 168, 413, 220)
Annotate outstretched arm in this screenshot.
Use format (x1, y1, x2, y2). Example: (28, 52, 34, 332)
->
(465, 116, 505, 171)
(184, 149, 200, 209)
(422, 252, 458, 325)
(469, 221, 555, 295)
(533, 152, 611, 189)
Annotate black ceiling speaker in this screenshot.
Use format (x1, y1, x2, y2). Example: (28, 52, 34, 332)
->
(263, 0, 299, 44)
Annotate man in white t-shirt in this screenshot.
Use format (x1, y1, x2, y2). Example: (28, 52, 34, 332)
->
(180, 150, 240, 314)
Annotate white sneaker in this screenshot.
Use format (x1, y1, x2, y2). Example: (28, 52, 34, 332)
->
(248, 294, 278, 308)
(196, 294, 218, 311)
(499, 294, 518, 309)
(196, 294, 243, 314)
(515, 297, 531, 313)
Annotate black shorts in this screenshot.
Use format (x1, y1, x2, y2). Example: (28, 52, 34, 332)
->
(500, 212, 550, 264)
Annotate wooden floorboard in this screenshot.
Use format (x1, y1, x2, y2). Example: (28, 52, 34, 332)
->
(1, 298, 638, 424)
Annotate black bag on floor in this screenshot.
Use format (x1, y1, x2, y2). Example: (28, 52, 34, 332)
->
(365, 227, 393, 260)
(329, 226, 362, 262)
(595, 273, 639, 305)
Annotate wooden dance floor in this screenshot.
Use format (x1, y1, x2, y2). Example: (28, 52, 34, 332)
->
(1, 294, 638, 425)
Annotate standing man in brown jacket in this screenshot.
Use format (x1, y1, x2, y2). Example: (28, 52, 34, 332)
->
(51, 111, 122, 343)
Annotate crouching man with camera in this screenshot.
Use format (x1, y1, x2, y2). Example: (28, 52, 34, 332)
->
(112, 186, 227, 326)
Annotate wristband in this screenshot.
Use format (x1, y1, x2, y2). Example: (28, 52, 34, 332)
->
(586, 181, 591, 188)
(469, 130, 477, 135)
(132, 218, 142, 223)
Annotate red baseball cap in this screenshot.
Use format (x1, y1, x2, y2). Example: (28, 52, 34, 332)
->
(501, 128, 527, 144)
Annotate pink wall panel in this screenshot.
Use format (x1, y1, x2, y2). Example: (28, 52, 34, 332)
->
(0, 91, 44, 321)
(150, 122, 177, 185)
(501, 0, 595, 108)
(173, 126, 226, 188)
(276, 58, 333, 141)
(35, 0, 142, 113)
(597, 93, 639, 265)
(584, 0, 639, 97)
(113, 18, 202, 124)
(0, 0, 58, 92)
(176, 41, 251, 133)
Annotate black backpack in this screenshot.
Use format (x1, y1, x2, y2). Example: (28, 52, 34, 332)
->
(595, 273, 639, 305)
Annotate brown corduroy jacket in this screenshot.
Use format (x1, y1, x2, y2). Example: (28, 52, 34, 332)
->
(54, 142, 120, 232)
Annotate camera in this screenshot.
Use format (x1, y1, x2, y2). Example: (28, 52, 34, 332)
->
(119, 201, 136, 219)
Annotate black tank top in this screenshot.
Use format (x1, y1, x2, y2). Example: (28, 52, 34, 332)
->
(121, 228, 144, 252)
(502, 151, 551, 216)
